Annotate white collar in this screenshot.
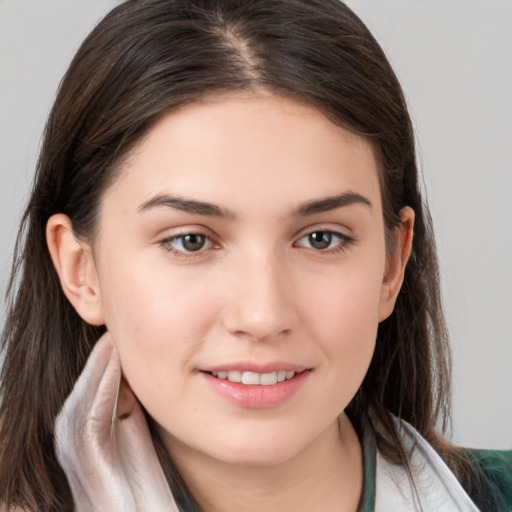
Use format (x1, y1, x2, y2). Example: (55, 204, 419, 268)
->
(371, 414, 480, 511)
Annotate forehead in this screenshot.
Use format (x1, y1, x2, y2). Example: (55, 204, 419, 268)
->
(103, 93, 382, 218)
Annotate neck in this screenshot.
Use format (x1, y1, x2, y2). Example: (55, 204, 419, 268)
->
(164, 414, 363, 512)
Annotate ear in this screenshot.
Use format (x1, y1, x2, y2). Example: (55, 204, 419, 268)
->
(378, 206, 415, 322)
(46, 214, 105, 325)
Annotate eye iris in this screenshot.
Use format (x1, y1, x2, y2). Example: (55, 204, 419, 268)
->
(182, 234, 205, 251)
(308, 231, 332, 249)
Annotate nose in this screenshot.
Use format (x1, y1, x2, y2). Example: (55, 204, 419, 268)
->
(221, 250, 297, 342)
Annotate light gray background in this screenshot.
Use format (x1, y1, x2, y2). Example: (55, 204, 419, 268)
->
(1, 0, 511, 449)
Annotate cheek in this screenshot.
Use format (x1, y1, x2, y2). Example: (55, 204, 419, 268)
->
(96, 256, 219, 394)
(299, 261, 383, 391)
(301, 255, 383, 336)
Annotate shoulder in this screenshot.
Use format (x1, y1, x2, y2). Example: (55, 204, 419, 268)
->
(465, 448, 512, 512)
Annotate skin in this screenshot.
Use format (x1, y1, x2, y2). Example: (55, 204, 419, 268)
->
(47, 92, 414, 512)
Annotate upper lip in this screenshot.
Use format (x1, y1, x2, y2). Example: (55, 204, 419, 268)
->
(201, 362, 310, 374)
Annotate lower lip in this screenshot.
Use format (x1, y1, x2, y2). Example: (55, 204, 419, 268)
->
(201, 371, 310, 409)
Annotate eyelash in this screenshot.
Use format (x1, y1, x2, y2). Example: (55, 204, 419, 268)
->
(159, 231, 213, 258)
(159, 229, 355, 258)
(294, 230, 355, 253)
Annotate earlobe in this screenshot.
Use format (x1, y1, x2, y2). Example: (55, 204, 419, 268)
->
(46, 214, 105, 326)
(378, 206, 415, 322)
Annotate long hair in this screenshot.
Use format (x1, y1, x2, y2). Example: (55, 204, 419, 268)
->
(0, 0, 473, 510)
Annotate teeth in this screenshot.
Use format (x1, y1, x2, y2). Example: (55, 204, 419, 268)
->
(241, 371, 260, 385)
(226, 370, 242, 383)
(211, 370, 297, 385)
(260, 372, 278, 385)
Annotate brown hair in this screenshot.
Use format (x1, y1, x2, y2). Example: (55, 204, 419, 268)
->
(0, 0, 475, 510)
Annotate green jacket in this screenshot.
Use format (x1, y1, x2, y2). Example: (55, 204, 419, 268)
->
(466, 448, 512, 511)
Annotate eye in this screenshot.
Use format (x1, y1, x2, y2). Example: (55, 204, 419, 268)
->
(161, 233, 213, 254)
(295, 230, 352, 251)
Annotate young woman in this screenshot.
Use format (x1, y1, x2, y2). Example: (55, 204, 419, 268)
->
(0, 1, 510, 511)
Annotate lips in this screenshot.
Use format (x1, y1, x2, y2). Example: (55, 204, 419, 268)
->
(201, 365, 311, 408)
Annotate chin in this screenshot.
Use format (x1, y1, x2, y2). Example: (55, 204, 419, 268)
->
(204, 426, 316, 467)
(161, 420, 310, 468)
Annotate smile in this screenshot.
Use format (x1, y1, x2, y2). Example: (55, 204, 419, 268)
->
(210, 370, 297, 385)
(203, 368, 310, 408)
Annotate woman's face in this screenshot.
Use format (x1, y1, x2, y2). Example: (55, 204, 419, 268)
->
(90, 93, 401, 467)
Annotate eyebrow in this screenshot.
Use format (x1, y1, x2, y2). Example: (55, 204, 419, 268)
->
(138, 195, 237, 219)
(296, 192, 372, 216)
(137, 191, 371, 219)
